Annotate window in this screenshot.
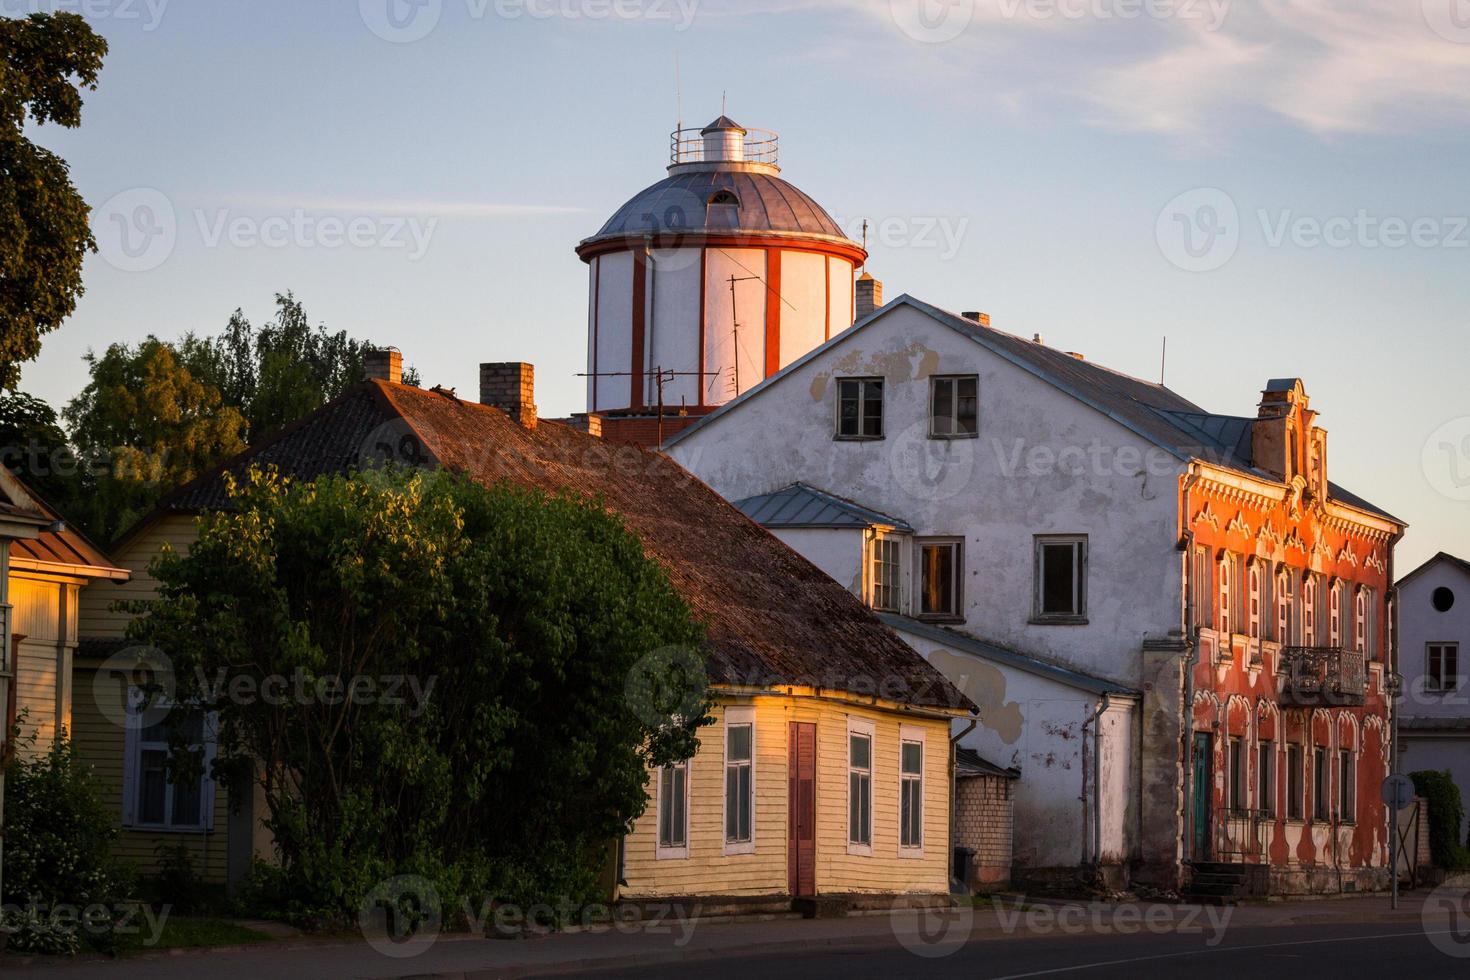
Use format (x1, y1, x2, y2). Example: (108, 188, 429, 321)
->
(724, 710, 754, 853)
(836, 378, 883, 439)
(917, 538, 962, 619)
(868, 535, 902, 612)
(1313, 747, 1329, 821)
(1339, 750, 1355, 822)
(1362, 587, 1379, 660)
(1276, 569, 1293, 643)
(848, 724, 874, 852)
(1354, 588, 1367, 653)
(929, 375, 978, 438)
(123, 695, 215, 832)
(1192, 545, 1214, 629)
(1248, 562, 1262, 639)
(1229, 737, 1246, 814)
(899, 733, 924, 852)
(1311, 578, 1323, 646)
(1432, 586, 1456, 613)
(1428, 643, 1460, 693)
(1258, 740, 1275, 817)
(1218, 553, 1235, 635)
(1328, 580, 1343, 647)
(1286, 744, 1303, 820)
(1034, 535, 1087, 621)
(657, 762, 689, 857)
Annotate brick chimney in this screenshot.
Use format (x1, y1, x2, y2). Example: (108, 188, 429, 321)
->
(364, 348, 402, 385)
(962, 311, 991, 327)
(480, 363, 537, 430)
(855, 273, 883, 322)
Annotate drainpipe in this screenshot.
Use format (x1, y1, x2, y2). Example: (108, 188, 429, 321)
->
(1089, 693, 1112, 868)
(1386, 526, 1403, 907)
(950, 717, 978, 890)
(644, 241, 658, 414)
(1181, 469, 1203, 868)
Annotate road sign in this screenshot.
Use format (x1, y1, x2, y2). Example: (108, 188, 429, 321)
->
(1382, 774, 1415, 811)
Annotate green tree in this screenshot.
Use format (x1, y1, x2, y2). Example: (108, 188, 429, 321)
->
(63, 338, 248, 542)
(131, 466, 709, 920)
(0, 390, 82, 512)
(0, 13, 107, 390)
(179, 292, 419, 439)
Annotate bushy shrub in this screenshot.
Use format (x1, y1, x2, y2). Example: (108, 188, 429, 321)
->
(2, 730, 133, 953)
(1409, 770, 1470, 870)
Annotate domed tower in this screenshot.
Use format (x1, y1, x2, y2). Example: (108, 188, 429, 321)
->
(577, 116, 865, 430)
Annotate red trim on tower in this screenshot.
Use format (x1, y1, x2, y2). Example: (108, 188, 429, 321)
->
(824, 256, 831, 341)
(697, 248, 708, 408)
(591, 256, 601, 409)
(578, 233, 866, 267)
(630, 250, 647, 410)
(765, 249, 782, 378)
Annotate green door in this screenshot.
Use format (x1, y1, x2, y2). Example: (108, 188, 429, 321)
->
(1192, 732, 1212, 860)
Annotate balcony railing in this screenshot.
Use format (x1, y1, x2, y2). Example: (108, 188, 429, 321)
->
(1215, 807, 1268, 862)
(1278, 646, 1367, 707)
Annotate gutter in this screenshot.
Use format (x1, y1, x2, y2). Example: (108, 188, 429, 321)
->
(1088, 693, 1112, 867)
(950, 717, 979, 885)
(1180, 470, 1203, 866)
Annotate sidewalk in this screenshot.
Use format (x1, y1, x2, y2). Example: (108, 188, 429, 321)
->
(2, 888, 1460, 980)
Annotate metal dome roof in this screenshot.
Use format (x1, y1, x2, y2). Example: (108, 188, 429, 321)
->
(581, 169, 855, 249)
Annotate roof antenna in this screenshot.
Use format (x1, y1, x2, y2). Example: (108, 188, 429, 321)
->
(860, 218, 869, 273)
(674, 52, 682, 132)
(722, 90, 727, 115)
(1160, 336, 1168, 386)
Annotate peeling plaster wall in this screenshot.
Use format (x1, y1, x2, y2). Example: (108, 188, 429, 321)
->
(898, 627, 1136, 870)
(669, 304, 1184, 691)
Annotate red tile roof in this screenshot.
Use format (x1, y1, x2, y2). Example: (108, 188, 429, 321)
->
(0, 473, 128, 580)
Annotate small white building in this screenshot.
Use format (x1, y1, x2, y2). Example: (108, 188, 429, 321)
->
(1396, 552, 1470, 840)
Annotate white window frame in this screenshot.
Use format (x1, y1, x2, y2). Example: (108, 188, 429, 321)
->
(1033, 534, 1088, 622)
(1247, 561, 1262, 640)
(655, 760, 691, 860)
(1328, 578, 1343, 648)
(916, 537, 963, 621)
(928, 375, 979, 439)
(835, 377, 884, 440)
(1303, 575, 1318, 646)
(722, 706, 755, 856)
(898, 725, 926, 857)
(1276, 569, 1292, 644)
(121, 688, 217, 833)
(1428, 642, 1460, 693)
(847, 717, 875, 856)
(867, 533, 903, 613)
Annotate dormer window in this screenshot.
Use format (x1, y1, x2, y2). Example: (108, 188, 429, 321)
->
(708, 190, 740, 206)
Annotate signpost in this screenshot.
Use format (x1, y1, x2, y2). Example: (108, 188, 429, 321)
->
(1382, 774, 1415, 910)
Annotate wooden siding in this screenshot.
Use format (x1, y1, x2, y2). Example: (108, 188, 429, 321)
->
(77, 515, 197, 639)
(622, 696, 952, 899)
(71, 661, 230, 883)
(9, 575, 77, 756)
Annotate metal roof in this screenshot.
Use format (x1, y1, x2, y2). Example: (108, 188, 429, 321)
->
(583, 169, 852, 245)
(665, 294, 1401, 524)
(734, 482, 913, 532)
(701, 115, 745, 134)
(956, 747, 1020, 779)
(880, 613, 1138, 698)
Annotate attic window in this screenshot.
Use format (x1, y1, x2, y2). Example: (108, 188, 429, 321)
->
(1433, 587, 1456, 613)
(708, 190, 739, 206)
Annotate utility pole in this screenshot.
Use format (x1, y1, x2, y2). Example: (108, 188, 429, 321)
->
(728, 273, 759, 395)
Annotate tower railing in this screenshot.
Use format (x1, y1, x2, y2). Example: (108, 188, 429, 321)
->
(669, 127, 780, 166)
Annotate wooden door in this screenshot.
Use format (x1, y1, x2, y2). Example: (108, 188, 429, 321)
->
(788, 722, 816, 898)
(1192, 732, 1213, 860)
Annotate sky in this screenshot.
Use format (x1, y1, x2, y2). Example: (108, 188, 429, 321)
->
(17, 0, 1470, 572)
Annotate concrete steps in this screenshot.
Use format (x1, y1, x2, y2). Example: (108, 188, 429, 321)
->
(1187, 862, 1249, 905)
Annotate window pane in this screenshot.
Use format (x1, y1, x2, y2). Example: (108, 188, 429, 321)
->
(921, 544, 955, 616)
(932, 379, 953, 435)
(728, 724, 751, 762)
(673, 768, 686, 845)
(1041, 542, 1077, 615)
(138, 749, 168, 824)
(838, 381, 859, 436)
(850, 734, 870, 769)
(850, 772, 860, 841)
(862, 381, 883, 437)
(739, 767, 752, 841)
(171, 775, 202, 828)
(956, 377, 978, 434)
(902, 741, 922, 774)
(861, 775, 871, 844)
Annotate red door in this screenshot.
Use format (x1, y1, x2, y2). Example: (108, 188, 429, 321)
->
(788, 722, 816, 898)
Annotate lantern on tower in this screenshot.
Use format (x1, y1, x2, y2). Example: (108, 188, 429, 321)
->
(576, 116, 865, 432)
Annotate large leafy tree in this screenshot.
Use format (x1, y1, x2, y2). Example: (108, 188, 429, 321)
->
(0, 13, 107, 390)
(64, 338, 248, 541)
(0, 390, 82, 512)
(131, 466, 710, 918)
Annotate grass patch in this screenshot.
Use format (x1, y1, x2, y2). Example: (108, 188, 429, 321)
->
(114, 917, 274, 954)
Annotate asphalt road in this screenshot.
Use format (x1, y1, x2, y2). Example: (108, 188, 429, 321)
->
(561, 921, 1470, 979)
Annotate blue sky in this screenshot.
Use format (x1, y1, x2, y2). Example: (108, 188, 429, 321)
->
(21, 0, 1470, 571)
